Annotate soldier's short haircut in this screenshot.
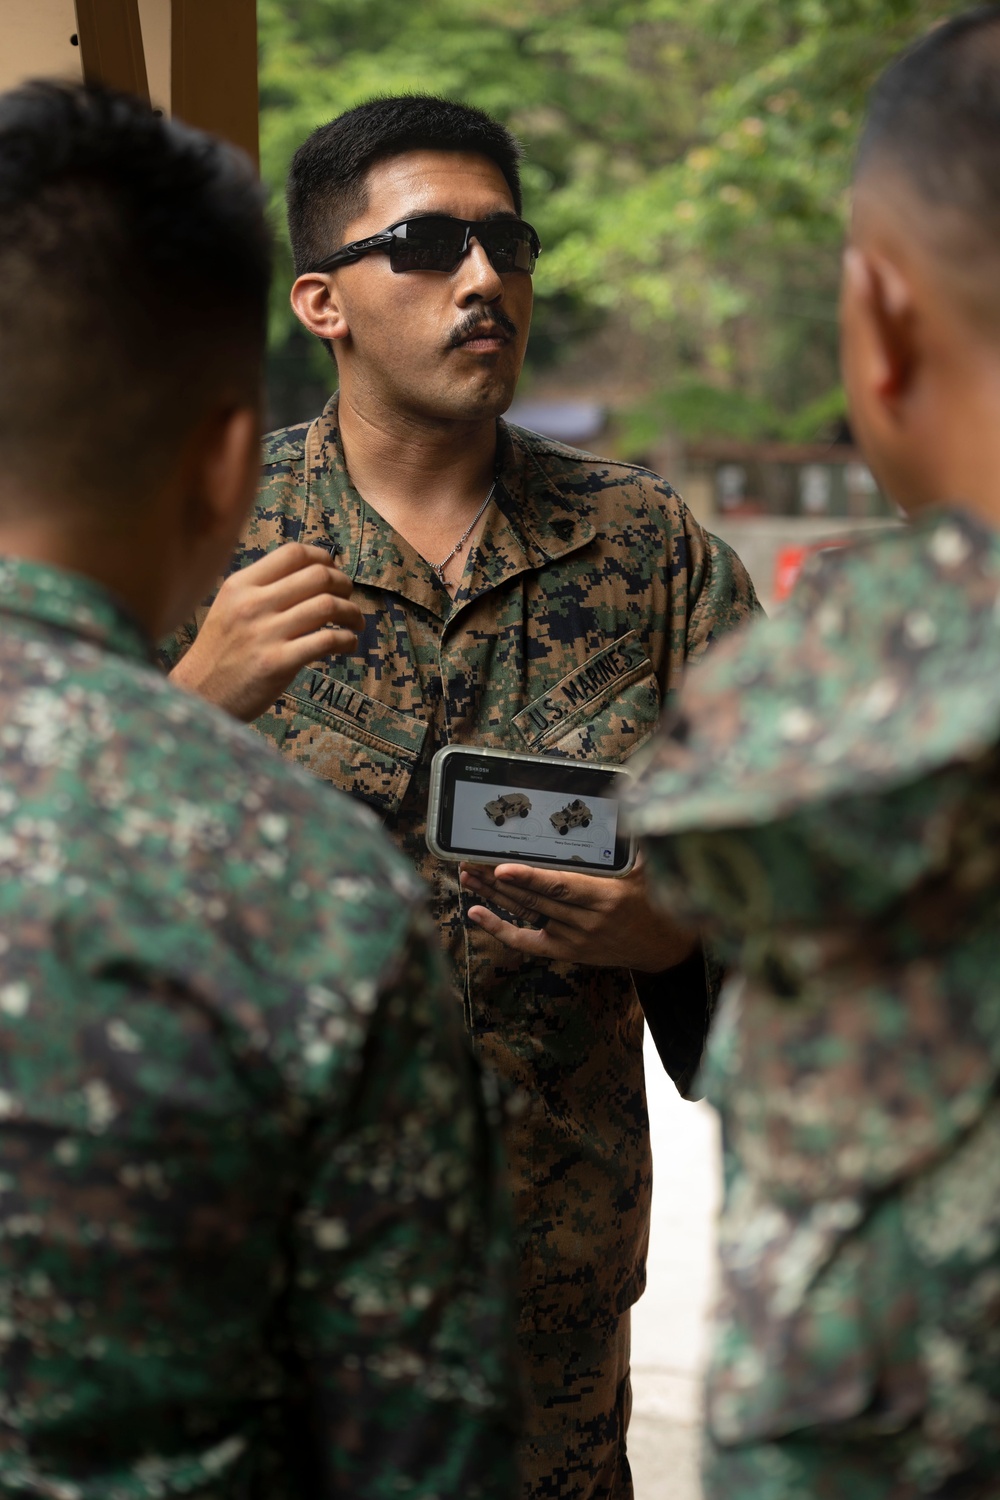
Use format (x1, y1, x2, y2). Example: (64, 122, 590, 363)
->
(0, 81, 271, 514)
(858, 5, 1000, 225)
(287, 94, 523, 274)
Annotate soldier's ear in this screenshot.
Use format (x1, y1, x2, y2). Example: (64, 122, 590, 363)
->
(841, 244, 918, 413)
(290, 273, 351, 345)
(196, 405, 261, 538)
(154, 403, 261, 639)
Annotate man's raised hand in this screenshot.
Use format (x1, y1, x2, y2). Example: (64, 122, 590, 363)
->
(169, 543, 364, 722)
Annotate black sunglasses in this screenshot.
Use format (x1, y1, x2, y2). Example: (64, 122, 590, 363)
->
(311, 214, 541, 276)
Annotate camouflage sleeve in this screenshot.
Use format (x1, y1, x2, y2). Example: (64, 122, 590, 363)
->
(288, 911, 520, 1500)
(684, 522, 762, 666)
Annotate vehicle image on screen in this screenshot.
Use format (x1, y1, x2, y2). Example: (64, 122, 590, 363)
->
(550, 799, 593, 835)
(484, 792, 532, 826)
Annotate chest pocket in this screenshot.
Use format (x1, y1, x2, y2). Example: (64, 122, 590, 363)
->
(263, 666, 427, 819)
(512, 630, 661, 764)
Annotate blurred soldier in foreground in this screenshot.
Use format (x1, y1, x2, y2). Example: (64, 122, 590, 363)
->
(163, 93, 759, 1499)
(628, 10, 1000, 1498)
(0, 81, 517, 1499)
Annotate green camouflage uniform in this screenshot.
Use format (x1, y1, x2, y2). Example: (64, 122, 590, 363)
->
(627, 509, 1000, 1499)
(0, 554, 518, 1500)
(167, 394, 759, 1499)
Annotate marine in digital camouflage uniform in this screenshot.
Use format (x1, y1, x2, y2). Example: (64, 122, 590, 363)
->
(0, 81, 517, 1500)
(167, 395, 758, 1496)
(627, 13, 1000, 1497)
(165, 95, 760, 1498)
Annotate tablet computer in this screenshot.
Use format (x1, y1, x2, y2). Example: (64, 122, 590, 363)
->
(426, 745, 636, 877)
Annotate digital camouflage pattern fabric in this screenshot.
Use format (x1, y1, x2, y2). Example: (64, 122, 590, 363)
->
(627, 508, 1000, 1498)
(165, 394, 760, 1498)
(0, 555, 518, 1500)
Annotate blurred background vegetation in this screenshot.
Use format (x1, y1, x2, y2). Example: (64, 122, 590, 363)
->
(259, 0, 952, 449)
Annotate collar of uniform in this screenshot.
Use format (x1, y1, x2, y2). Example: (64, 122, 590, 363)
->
(0, 555, 154, 664)
(301, 395, 447, 620)
(301, 397, 597, 620)
(493, 420, 597, 560)
(461, 421, 597, 606)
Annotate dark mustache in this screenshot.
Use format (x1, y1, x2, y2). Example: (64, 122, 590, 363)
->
(448, 308, 518, 347)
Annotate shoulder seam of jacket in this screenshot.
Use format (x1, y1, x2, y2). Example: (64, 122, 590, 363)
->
(261, 422, 311, 468)
(507, 423, 679, 493)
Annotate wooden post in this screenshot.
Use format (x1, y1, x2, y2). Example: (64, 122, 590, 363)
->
(1, 0, 259, 169)
(74, 0, 149, 100)
(171, 0, 259, 169)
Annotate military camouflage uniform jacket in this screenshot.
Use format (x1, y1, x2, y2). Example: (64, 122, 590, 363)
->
(628, 509, 1000, 1498)
(170, 396, 758, 1335)
(0, 556, 517, 1500)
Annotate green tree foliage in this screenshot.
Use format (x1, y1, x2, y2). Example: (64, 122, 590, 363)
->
(259, 0, 953, 437)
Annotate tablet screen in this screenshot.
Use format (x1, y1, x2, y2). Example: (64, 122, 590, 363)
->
(436, 752, 631, 872)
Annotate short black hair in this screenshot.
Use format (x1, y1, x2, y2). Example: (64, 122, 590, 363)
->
(287, 94, 523, 274)
(858, 5, 1000, 227)
(0, 81, 271, 515)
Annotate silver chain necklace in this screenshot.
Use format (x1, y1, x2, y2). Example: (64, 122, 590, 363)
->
(431, 480, 496, 583)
